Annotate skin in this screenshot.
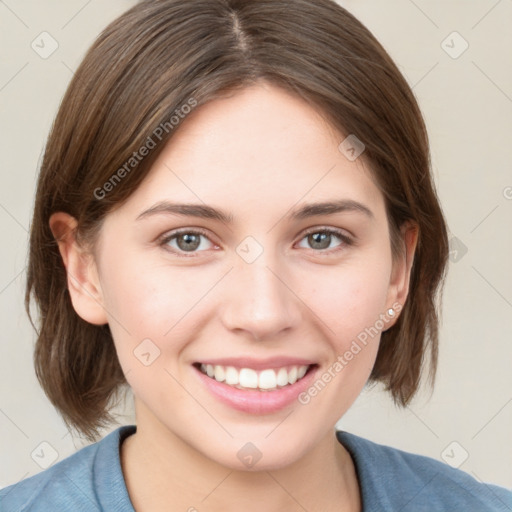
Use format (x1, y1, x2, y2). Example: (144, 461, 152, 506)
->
(50, 82, 418, 512)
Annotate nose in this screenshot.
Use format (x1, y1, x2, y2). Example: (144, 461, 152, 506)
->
(220, 254, 302, 341)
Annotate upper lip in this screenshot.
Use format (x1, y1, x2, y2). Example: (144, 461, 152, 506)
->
(194, 357, 316, 370)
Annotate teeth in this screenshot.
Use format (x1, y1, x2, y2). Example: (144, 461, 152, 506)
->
(225, 366, 239, 385)
(258, 369, 276, 390)
(239, 368, 258, 388)
(214, 365, 225, 382)
(297, 365, 308, 379)
(199, 363, 310, 391)
(288, 366, 298, 385)
(276, 367, 289, 387)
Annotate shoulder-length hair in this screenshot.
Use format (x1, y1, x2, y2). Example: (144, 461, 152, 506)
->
(26, 0, 449, 441)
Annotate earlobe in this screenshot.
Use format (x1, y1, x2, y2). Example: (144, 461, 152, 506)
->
(49, 212, 108, 326)
(386, 221, 419, 325)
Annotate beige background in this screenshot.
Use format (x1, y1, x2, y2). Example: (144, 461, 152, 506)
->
(1, 0, 511, 491)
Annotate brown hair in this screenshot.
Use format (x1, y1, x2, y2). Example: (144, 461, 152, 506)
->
(26, 0, 449, 441)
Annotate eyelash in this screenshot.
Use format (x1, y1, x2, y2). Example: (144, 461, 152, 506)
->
(158, 227, 354, 258)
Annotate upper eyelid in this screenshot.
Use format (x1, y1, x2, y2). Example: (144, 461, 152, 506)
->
(301, 226, 351, 237)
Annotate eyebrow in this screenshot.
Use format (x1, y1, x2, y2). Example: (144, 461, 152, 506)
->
(135, 199, 374, 223)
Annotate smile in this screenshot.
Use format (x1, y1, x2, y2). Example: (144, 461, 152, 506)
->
(193, 359, 319, 414)
(197, 363, 311, 391)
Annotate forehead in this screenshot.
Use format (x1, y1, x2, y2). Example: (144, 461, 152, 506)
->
(110, 83, 385, 225)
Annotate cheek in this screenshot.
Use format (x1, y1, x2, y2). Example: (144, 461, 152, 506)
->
(101, 254, 215, 336)
(99, 252, 225, 385)
(306, 256, 392, 346)
(100, 258, 200, 399)
(291, 258, 392, 423)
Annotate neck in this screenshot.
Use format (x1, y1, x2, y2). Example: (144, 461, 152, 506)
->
(121, 408, 361, 512)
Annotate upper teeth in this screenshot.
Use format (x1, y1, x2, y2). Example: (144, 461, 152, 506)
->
(200, 364, 309, 391)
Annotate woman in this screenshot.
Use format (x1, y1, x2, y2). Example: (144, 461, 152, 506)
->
(1, 0, 511, 510)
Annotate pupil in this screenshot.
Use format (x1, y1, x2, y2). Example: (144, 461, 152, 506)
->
(178, 233, 200, 251)
(310, 232, 330, 249)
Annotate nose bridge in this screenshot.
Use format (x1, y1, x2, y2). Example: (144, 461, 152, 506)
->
(221, 242, 301, 339)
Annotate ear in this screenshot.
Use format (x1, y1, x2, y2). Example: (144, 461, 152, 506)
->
(49, 212, 108, 325)
(385, 220, 419, 326)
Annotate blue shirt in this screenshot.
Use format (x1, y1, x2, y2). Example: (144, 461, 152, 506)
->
(1, 425, 511, 511)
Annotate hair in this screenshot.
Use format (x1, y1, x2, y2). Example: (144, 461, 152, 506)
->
(26, 0, 449, 441)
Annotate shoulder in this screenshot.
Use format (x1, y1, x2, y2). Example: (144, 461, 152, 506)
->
(336, 430, 512, 512)
(0, 425, 136, 512)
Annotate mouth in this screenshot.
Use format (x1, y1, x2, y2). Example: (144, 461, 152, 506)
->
(192, 359, 319, 414)
(193, 362, 316, 392)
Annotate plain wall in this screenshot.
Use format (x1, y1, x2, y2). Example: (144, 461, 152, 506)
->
(1, 0, 511, 490)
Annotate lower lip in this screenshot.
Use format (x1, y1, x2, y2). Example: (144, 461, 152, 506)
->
(193, 365, 318, 414)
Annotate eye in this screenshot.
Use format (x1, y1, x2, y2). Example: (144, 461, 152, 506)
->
(159, 226, 353, 258)
(296, 227, 353, 253)
(159, 228, 216, 256)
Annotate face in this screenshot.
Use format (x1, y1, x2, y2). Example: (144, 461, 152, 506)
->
(61, 82, 412, 470)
